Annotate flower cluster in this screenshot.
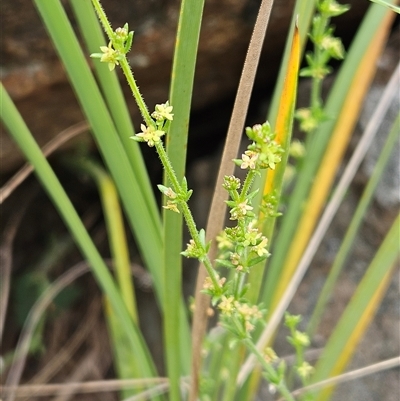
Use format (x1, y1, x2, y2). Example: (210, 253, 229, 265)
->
(131, 102, 174, 148)
(90, 23, 134, 71)
(216, 122, 282, 276)
(135, 124, 165, 147)
(234, 122, 284, 171)
(296, 0, 349, 134)
(218, 297, 264, 338)
(284, 313, 314, 383)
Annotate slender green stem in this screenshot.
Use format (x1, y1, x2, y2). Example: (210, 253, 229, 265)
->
(119, 59, 153, 127)
(90, 0, 114, 40)
(155, 142, 182, 192)
(243, 339, 295, 401)
(155, 141, 221, 290)
(180, 201, 221, 289)
(241, 170, 258, 200)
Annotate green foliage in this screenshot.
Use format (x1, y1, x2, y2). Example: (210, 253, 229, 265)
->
(1, 0, 398, 400)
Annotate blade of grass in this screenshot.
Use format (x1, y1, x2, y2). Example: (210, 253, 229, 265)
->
(248, 21, 300, 300)
(308, 111, 400, 336)
(261, 1, 396, 309)
(162, 0, 206, 397)
(267, 0, 316, 129)
(370, 0, 400, 13)
(1, 84, 157, 400)
(269, 8, 395, 313)
(69, 157, 140, 398)
(310, 214, 400, 401)
(189, 1, 275, 399)
(33, 0, 164, 300)
(72, 158, 137, 321)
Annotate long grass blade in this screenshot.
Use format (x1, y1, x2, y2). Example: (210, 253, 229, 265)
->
(308, 110, 400, 336)
(310, 214, 399, 401)
(1, 84, 157, 399)
(261, 1, 396, 309)
(269, 8, 395, 312)
(33, 0, 164, 301)
(163, 0, 206, 398)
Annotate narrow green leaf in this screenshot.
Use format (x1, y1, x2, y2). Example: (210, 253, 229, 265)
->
(310, 214, 399, 400)
(162, 0, 206, 397)
(1, 83, 157, 381)
(33, 0, 164, 303)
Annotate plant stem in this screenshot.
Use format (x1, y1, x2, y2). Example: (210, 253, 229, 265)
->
(90, 0, 114, 40)
(155, 141, 221, 291)
(119, 59, 153, 127)
(243, 339, 295, 401)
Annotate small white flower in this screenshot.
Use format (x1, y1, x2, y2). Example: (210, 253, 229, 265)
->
(240, 150, 258, 169)
(135, 124, 165, 147)
(152, 101, 174, 121)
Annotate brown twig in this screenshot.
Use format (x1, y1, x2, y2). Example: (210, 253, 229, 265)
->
(276, 356, 400, 400)
(0, 121, 89, 203)
(0, 378, 169, 398)
(4, 261, 91, 401)
(0, 195, 33, 341)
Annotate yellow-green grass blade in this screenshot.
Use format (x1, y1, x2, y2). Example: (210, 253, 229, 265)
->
(261, 1, 397, 309)
(308, 112, 400, 336)
(70, 158, 138, 398)
(162, 0, 206, 398)
(69, 0, 161, 236)
(267, 0, 316, 129)
(371, 0, 400, 13)
(268, 9, 395, 313)
(1, 83, 157, 381)
(247, 22, 301, 303)
(310, 214, 400, 401)
(70, 158, 138, 321)
(33, 0, 164, 303)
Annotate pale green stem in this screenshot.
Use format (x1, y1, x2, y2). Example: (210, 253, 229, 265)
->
(90, 0, 114, 41)
(241, 169, 258, 200)
(243, 339, 295, 401)
(91, 0, 152, 126)
(155, 141, 221, 291)
(119, 59, 153, 127)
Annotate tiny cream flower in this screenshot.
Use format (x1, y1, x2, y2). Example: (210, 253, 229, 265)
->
(293, 330, 310, 347)
(152, 102, 174, 121)
(240, 150, 258, 170)
(164, 187, 177, 199)
(321, 36, 345, 59)
(245, 320, 255, 333)
(218, 295, 235, 316)
(99, 42, 119, 71)
(203, 275, 225, 291)
(163, 201, 180, 213)
(263, 347, 278, 363)
(238, 199, 253, 215)
(252, 236, 269, 257)
(135, 124, 165, 147)
(297, 361, 314, 379)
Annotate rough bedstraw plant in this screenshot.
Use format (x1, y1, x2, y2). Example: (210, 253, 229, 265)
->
(90, 1, 305, 399)
(76, 0, 400, 399)
(2, 0, 399, 400)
